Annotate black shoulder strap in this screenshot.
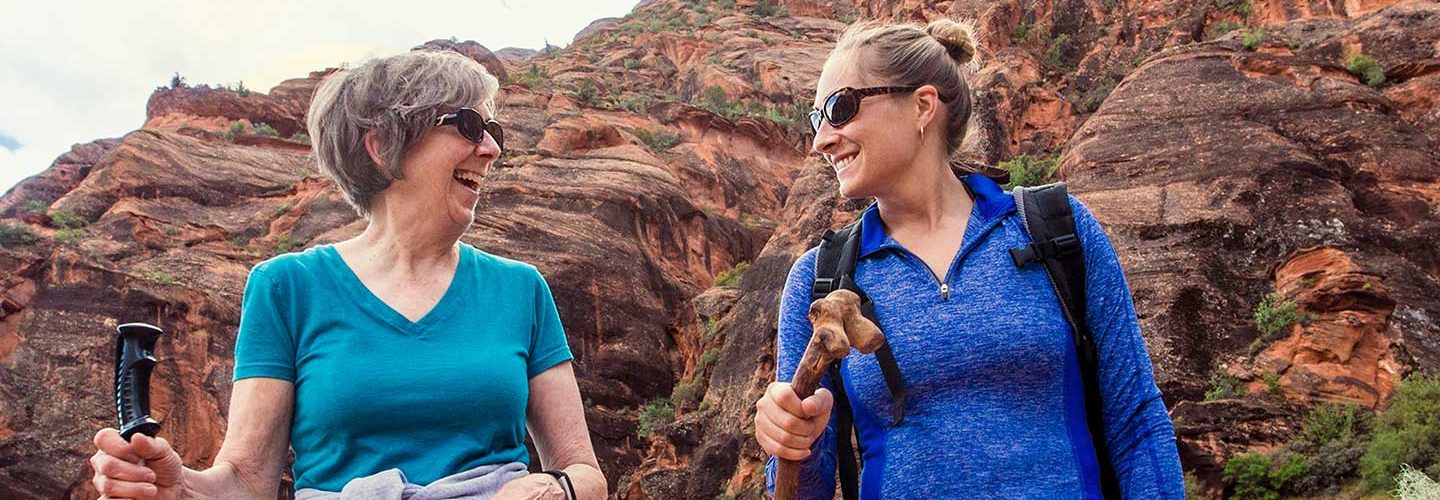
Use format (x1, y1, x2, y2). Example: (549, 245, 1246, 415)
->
(1008, 183, 1120, 500)
(812, 224, 906, 426)
(811, 223, 907, 500)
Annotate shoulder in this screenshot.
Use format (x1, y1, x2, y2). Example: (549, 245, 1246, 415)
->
(248, 244, 333, 287)
(464, 243, 546, 286)
(787, 246, 821, 284)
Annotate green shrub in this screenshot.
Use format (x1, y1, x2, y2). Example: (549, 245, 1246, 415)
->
(290, 132, 310, 144)
(224, 121, 246, 142)
(47, 210, 88, 229)
(0, 222, 39, 247)
(1262, 372, 1282, 394)
(634, 128, 680, 153)
(623, 58, 642, 70)
(714, 261, 749, 287)
(1255, 292, 1300, 339)
(274, 234, 300, 255)
(23, 200, 48, 215)
(1290, 403, 1372, 494)
(575, 79, 602, 107)
(1346, 53, 1386, 87)
(1242, 28, 1265, 50)
(1361, 373, 1440, 492)
(141, 271, 177, 285)
(619, 95, 652, 114)
(506, 65, 551, 90)
(1075, 79, 1116, 114)
(636, 397, 674, 437)
(1210, 20, 1243, 39)
(1205, 366, 1245, 401)
(1044, 33, 1071, 68)
(252, 122, 279, 138)
(998, 155, 1059, 190)
(671, 379, 703, 410)
(1217, 0, 1253, 16)
(704, 318, 720, 341)
(233, 80, 251, 97)
(1224, 452, 1309, 500)
(1184, 470, 1205, 499)
(700, 348, 720, 369)
(273, 200, 294, 218)
(753, 0, 784, 18)
(53, 228, 86, 244)
(1394, 464, 1440, 499)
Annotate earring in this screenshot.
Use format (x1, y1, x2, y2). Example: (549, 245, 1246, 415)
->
(919, 126, 925, 141)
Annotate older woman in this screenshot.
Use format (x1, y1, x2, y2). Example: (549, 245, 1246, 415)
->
(88, 50, 605, 499)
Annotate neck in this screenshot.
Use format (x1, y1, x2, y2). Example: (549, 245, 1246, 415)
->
(875, 150, 973, 233)
(346, 195, 463, 277)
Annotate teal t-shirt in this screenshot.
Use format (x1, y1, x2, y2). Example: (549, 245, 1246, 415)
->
(231, 243, 573, 492)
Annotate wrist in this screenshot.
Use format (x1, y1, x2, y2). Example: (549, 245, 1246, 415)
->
(539, 469, 576, 500)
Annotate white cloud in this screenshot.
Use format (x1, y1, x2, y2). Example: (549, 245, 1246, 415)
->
(0, 0, 637, 194)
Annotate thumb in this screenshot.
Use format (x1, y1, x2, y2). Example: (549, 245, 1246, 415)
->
(131, 435, 183, 486)
(802, 388, 834, 419)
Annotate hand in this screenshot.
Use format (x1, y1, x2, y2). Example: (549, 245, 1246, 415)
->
(493, 472, 567, 500)
(90, 428, 184, 500)
(754, 381, 834, 461)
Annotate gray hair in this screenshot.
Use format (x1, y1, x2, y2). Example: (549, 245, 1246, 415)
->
(306, 49, 499, 218)
(831, 19, 980, 160)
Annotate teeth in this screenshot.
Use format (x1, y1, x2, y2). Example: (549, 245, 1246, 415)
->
(453, 171, 482, 184)
(834, 157, 853, 170)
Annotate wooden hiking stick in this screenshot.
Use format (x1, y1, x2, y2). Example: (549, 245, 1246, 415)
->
(775, 289, 884, 500)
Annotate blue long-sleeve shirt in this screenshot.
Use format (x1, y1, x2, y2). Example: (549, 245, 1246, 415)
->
(765, 174, 1184, 499)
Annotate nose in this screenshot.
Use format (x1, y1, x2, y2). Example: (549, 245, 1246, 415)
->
(811, 121, 841, 158)
(473, 131, 501, 160)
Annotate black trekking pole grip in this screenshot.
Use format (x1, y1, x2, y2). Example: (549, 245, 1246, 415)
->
(115, 322, 163, 441)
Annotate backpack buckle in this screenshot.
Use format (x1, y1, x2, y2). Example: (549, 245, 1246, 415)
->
(1009, 234, 1081, 268)
(812, 278, 837, 301)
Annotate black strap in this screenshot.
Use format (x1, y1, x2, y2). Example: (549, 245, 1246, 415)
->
(1010, 183, 1120, 500)
(540, 469, 576, 500)
(811, 223, 907, 500)
(828, 362, 861, 500)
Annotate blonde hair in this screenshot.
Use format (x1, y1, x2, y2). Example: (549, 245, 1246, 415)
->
(830, 19, 980, 160)
(306, 50, 499, 218)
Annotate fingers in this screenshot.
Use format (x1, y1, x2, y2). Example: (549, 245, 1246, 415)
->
(765, 382, 807, 418)
(93, 474, 158, 499)
(91, 451, 157, 482)
(94, 428, 142, 463)
(754, 383, 830, 461)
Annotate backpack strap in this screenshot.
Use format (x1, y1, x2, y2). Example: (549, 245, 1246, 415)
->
(1009, 183, 1120, 500)
(811, 223, 907, 500)
(812, 224, 906, 426)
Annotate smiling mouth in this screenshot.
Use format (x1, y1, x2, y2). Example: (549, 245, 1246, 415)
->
(453, 170, 482, 192)
(832, 153, 856, 171)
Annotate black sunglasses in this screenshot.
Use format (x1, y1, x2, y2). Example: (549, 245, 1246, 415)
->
(435, 108, 504, 150)
(808, 86, 922, 133)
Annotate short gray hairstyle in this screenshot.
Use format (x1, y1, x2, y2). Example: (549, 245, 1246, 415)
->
(306, 49, 499, 218)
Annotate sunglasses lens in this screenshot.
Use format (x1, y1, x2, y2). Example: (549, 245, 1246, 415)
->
(828, 90, 858, 127)
(808, 110, 823, 133)
(453, 109, 483, 143)
(485, 121, 504, 150)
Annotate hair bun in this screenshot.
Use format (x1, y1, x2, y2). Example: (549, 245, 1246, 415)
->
(925, 19, 978, 66)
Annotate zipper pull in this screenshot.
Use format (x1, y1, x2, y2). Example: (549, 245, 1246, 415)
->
(940, 283, 950, 301)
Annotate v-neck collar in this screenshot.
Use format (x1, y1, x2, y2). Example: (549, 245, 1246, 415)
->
(320, 244, 470, 338)
(857, 173, 1017, 260)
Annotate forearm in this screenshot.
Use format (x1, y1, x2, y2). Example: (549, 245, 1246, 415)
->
(177, 460, 270, 500)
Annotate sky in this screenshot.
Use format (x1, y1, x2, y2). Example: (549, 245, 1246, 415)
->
(0, 0, 639, 193)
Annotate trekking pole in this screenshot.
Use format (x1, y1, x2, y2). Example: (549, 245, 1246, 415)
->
(115, 323, 163, 440)
(775, 290, 885, 500)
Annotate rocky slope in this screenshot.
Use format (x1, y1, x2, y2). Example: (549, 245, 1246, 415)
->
(1, 0, 1437, 498)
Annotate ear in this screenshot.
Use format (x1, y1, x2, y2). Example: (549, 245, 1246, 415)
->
(363, 129, 386, 168)
(913, 85, 943, 133)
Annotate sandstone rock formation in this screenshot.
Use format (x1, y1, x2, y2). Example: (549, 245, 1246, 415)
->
(2, 0, 1438, 498)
